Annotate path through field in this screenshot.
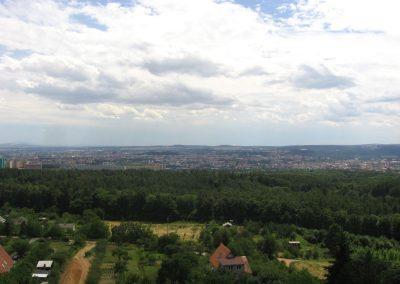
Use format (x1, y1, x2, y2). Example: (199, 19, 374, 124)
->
(277, 257, 298, 266)
(59, 241, 96, 284)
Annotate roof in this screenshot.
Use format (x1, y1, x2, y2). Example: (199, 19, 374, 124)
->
(288, 241, 300, 244)
(223, 222, 233, 227)
(0, 216, 6, 223)
(37, 260, 53, 269)
(0, 245, 13, 273)
(58, 223, 76, 230)
(32, 270, 51, 278)
(209, 243, 252, 273)
(210, 243, 232, 269)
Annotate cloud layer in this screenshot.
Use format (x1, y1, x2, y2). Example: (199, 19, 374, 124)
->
(0, 0, 399, 145)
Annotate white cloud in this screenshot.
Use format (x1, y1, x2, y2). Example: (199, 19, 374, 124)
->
(0, 0, 399, 145)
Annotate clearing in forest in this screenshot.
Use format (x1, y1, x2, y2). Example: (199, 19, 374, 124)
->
(278, 257, 331, 280)
(105, 221, 204, 240)
(293, 259, 331, 280)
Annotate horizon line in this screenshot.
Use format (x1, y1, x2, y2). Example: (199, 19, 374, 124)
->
(1, 143, 399, 148)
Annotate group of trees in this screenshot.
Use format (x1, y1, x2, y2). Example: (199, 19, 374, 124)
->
(108, 221, 320, 283)
(0, 207, 111, 283)
(0, 208, 108, 242)
(326, 224, 400, 284)
(0, 240, 71, 284)
(1, 169, 400, 241)
(1, 169, 400, 282)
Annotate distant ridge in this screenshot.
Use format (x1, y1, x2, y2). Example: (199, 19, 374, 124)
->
(1, 143, 399, 148)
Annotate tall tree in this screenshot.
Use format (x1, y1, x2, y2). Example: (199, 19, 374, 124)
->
(327, 227, 351, 284)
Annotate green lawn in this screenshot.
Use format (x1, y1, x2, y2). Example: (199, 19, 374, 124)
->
(275, 233, 331, 280)
(125, 244, 163, 280)
(49, 240, 71, 252)
(99, 243, 163, 282)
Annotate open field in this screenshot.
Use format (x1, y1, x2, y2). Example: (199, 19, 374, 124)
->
(48, 240, 71, 252)
(277, 257, 330, 280)
(276, 233, 330, 280)
(105, 221, 204, 241)
(293, 259, 331, 280)
(97, 243, 162, 283)
(98, 243, 117, 284)
(125, 244, 163, 279)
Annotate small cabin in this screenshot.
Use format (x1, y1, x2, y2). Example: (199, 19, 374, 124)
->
(58, 223, 76, 231)
(288, 241, 301, 249)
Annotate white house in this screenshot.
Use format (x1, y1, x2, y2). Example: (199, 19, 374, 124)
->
(223, 222, 233, 227)
(32, 260, 53, 279)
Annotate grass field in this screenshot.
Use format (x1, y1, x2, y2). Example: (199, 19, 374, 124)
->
(98, 243, 163, 283)
(49, 240, 71, 252)
(293, 259, 331, 280)
(125, 244, 163, 279)
(98, 243, 117, 284)
(277, 233, 330, 280)
(105, 221, 204, 241)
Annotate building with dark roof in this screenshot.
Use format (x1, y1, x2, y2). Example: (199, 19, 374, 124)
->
(209, 243, 251, 274)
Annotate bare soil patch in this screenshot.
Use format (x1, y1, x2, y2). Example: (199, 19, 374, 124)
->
(277, 257, 298, 266)
(59, 241, 96, 284)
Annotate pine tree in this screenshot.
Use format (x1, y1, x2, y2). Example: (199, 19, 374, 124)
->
(327, 227, 351, 284)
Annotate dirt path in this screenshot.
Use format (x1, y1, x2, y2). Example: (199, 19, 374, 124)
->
(59, 241, 96, 284)
(277, 257, 298, 266)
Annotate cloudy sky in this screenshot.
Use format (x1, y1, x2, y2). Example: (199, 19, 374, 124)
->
(0, 0, 399, 146)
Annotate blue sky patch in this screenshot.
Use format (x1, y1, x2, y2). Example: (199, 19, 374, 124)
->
(235, 0, 295, 18)
(74, 0, 135, 7)
(9, 49, 33, 59)
(0, 44, 33, 59)
(70, 13, 108, 31)
(0, 44, 6, 55)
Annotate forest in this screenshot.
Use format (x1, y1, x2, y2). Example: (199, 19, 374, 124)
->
(0, 169, 400, 240)
(0, 169, 399, 283)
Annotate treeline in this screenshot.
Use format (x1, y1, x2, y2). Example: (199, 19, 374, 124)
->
(1, 169, 400, 240)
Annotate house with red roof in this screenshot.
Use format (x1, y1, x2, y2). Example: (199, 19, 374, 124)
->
(209, 243, 252, 274)
(0, 245, 13, 274)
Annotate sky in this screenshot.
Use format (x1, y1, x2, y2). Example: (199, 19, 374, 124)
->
(0, 0, 399, 146)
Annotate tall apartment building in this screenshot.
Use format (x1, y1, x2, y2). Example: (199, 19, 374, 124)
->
(0, 157, 5, 169)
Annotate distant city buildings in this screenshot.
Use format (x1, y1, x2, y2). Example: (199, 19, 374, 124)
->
(0, 145, 399, 172)
(0, 157, 5, 169)
(0, 158, 42, 170)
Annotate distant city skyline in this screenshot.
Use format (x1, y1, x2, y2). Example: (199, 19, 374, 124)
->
(0, 0, 399, 146)
(1, 144, 399, 171)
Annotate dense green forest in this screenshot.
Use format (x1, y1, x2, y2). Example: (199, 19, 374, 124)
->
(1, 169, 400, 283)
(1, 169, 400, 240)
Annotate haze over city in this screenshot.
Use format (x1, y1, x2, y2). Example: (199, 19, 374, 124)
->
(0, 0, 399, 146)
